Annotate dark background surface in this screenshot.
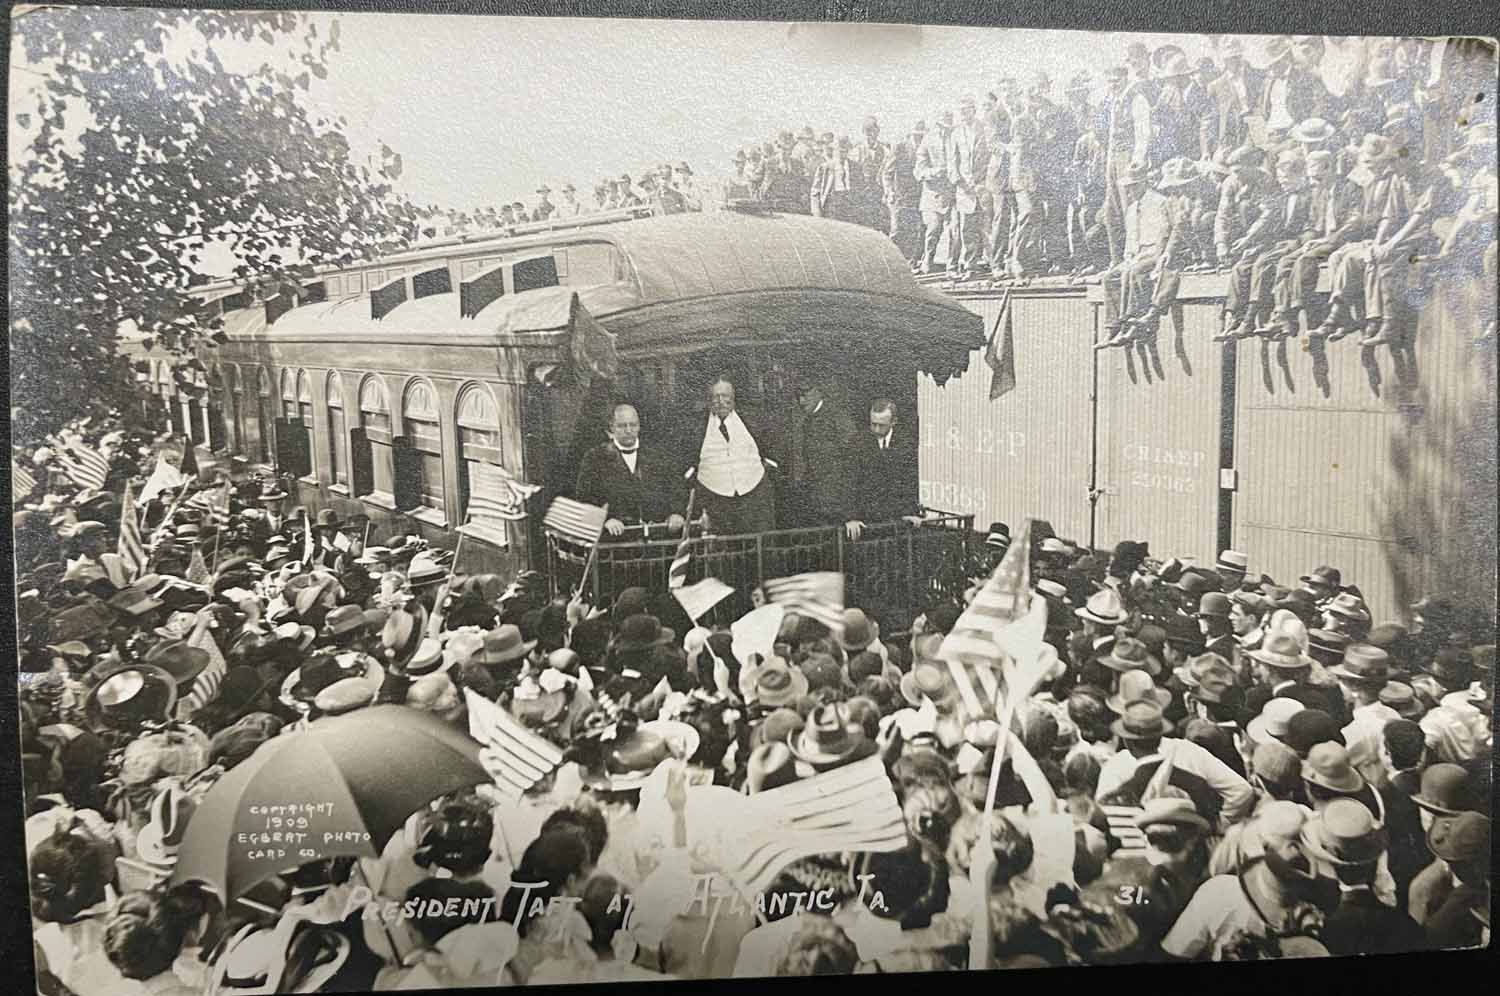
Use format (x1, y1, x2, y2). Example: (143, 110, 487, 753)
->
(2, 1, 1496, 994)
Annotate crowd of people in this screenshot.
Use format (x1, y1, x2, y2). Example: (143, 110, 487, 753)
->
(727, 34, 1497, 351)
(421, 162, 705, 240)
(13, 399, 1494, 992)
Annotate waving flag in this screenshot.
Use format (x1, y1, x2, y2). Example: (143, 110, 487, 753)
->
(466, 462, 541, 524)
(177, 623, 228, 720)
(667, 533, 693, 589)
(985, 286, 1017, 400)
(140, 455, 189, 504)
(938, 519, 1034, 719)
(117, 482, 149, 580)
(55, 442, 110, 491)
(12, 462, 37, 501)
(721, 755, 906, 896)
(187, 482, 231, 525)
(762, 571, 845, 635)
(465, 688, 565, 801)
(541, 496, 609, 547)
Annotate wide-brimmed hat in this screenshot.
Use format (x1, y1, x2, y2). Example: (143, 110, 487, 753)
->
(1076, 588, 1129, 626)
(405, 556, 448, 589)
(1250, 632, 1315, 671)
(1106, 670, 1171, 713)
(272, 621, 317, 653)
(282, 651, 384, 708)
(1133, 796, 1210, 833)
(1412, 763, 1473, 817)
(745, 742, 798, 793)
(1327, 644, 1390, 685)
(1299, 565, 1342, 589)
(1325, 592, 1370, 623)
(1102, 637, 1159, 675)
(900, 659, 961, 711)
(1291, 117, 1337, 144)
(83, 663, 178, 732)
(1247, 697, 1306, 746)
(754, 707, 806, 748)
(788, 703, 876, 772)
(137, 783, 195, 867)
(105, 586, 164, 620)
(143, 638, 211, 689)
(476, 624, 535, 667)
(1301, 798, 1387, 867)
(1111, 700, 1173, 741)
(613, 614, 675, 654)
(838, 609, 875, 651)
(1178, 652, 1236, 704)
(320, 604, 367, 640)
(1302, 742, 1365, 793)
(1156, 156, 1201, 190)
(750, 657, 810, 708)
(1158, 52, 1193, 78)
(1377, 681, 1425, 720)
(404, 638, 450, 678)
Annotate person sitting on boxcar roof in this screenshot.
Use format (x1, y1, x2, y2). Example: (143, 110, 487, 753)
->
(575, 403, 686, 537)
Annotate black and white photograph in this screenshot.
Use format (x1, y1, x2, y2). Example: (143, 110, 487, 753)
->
(6, 5, 1497, 993)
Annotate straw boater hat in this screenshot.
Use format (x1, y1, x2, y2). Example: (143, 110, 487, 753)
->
(788, 703, 877, 774)
(281, 651, 384, 711)
(1106, 670, 1171, 713)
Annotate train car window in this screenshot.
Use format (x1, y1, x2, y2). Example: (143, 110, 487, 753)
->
(456, 384, 503, 540)
(326, 372, 347, 487)
(294, 371, 316, 479)
(358, 376, 394, 501)
(511, 255, 559, 294)
(401, 380, 445, 516)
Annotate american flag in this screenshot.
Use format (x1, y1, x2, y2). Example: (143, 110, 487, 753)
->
(187, 483, 231, 525)
(139, 455, 189, 504)
(762, 572, 845, 634)
(541, 496, 609, 547)
(177, 623, 228, 719)
(186, 545, 210, 584)
(117, 482, 149, 580)
(720, 755, 907, 896)
(55, 441, 110, 491)
(937, 519, 1037, 720)
(666, 534, 693, 589)
(1101, 805, 1149, 855)
(466, 462, 540, 524)
(12, 461, 37, 501)
(464, 688, 565, 801)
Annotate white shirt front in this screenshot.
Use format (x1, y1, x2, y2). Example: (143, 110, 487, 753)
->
(1343, 701, 1401, 789)
(696, 411, 765, 498)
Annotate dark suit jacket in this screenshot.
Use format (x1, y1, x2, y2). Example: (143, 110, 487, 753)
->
(1319, 887, 1426, 956)
(1207, 68, 1266, 152)
(1258, 67, 1329, 128)
(575, 442, 683, 525)
(1380, 775, 1430, 916)
(1242, 678, 1347, 728)
(789, 401, 856, 524)
(845, 429, 919, 524)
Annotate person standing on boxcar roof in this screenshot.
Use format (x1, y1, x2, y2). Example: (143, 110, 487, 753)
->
(843, 399, 923, 542)
(576, 404, 686, 537)
(687, 378, 779, 536)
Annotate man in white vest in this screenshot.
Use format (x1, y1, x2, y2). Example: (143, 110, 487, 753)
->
(686, 378, 779, 536)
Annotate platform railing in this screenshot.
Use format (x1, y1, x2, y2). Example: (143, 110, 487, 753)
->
(545, 508, 974, 628)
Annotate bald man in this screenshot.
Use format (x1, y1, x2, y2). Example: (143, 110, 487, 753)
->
(576, 403, 685, 536)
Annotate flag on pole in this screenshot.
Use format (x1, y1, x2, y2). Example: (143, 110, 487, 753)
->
(985, 286, 1017, 400)
(720, 755, 906, 896)
(178, 623, 228, 719)
(12, 462, 37, 501)
(117, 482, 149, 580)
(186, 544, 210, 585)
(667, 533, 693, 589)
(178, 442, 199, 480)
(187, 482, 230, 525)
(465, 688, 565, 801)
(541, 496, 609, 547)
(937, 519, 1034, 719)
(140, 455, 189, 503)
(465, 462, 541, 524)
(762, 572, 845, 635)
(301, 508, 314, 565)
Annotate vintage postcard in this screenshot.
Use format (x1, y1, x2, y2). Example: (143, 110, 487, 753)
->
(8, 6, 1496, 992)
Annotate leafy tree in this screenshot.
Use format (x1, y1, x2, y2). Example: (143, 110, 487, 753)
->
(9, 7, 418, 448)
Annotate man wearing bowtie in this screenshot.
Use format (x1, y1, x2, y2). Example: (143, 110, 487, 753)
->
(575, 403, 685, 536)
(687, 378, 779, 536)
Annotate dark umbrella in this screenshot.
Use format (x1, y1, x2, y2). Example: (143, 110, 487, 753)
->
(172, 705, 490, 900)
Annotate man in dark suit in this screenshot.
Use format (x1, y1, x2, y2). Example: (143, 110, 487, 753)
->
(685, 378, 779, 536)
(575, 403, 685, 536)
(786, 382, 854, 528)
(843, 398, 922, 541)
(1205, 38, 1265, 157)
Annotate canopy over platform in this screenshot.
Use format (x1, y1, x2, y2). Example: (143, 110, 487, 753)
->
(228, 211, 985, 382)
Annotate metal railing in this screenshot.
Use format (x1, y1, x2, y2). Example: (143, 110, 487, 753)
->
(544, 509, 974, 628)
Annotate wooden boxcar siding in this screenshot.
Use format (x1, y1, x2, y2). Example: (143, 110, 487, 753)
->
(1093, 300, 1228, 562)
(1232, 273, 1497, 623)
(917, 291, 1096, 542)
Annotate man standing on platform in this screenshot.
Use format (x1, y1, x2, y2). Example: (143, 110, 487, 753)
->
(844, 399, 922, 542)
(787, 381, 854, 528)
(688, 378, 779, 536)
(576, 403, 685, 537)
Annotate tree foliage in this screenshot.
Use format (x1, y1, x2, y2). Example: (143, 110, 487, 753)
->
(9, 7, 419, 447)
